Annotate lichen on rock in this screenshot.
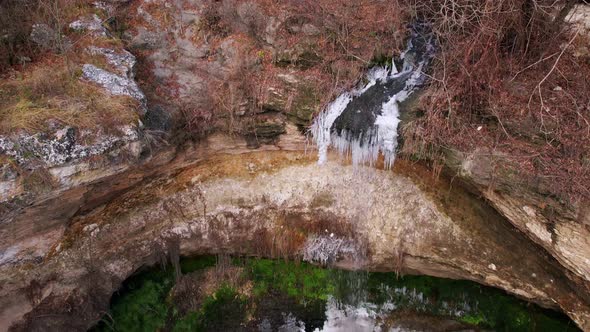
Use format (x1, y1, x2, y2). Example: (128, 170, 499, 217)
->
(82, 64, 146, 110)
(69, 14, 108, 37)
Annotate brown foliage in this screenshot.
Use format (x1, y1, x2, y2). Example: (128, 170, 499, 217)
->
(403, 0, 590, 203)
(0, 59, 139, 135)
(181, 0, 408, 140)
(0, 0, 36, 71)
(0, 0, 88, 73)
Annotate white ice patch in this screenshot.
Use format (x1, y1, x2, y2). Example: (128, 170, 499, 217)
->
(311, 34, 432, 169)
(0, 245, 20, 266)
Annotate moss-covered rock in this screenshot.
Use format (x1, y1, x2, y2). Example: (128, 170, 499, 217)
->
(288, 85, 320, 130)
(260, 74, 320, 132)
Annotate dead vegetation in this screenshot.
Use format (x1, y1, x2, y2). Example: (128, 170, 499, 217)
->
(0, 0, 142, 136)
(0, 59, 138, 135)
(0, 0, 91, 72)
(2, 0, 587, 206)
(176, 0, 408, 138)
(399, 0, 590, 204)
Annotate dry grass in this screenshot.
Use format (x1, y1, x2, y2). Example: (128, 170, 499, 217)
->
(0, 0, 140, 136)
(0, 59, 138, 135)
(400, 0, 590, 204)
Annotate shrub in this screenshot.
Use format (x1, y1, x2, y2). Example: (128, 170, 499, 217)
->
(400, 0, 590, 203)
(0, 0, 88, 72)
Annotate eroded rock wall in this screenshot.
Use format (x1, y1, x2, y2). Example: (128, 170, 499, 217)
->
(1, 1, 589, 331)
(1, 145, 589, 331)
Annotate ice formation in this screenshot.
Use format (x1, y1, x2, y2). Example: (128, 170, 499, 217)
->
(302, 235, 362, 265)
(311, 28, 433, 169)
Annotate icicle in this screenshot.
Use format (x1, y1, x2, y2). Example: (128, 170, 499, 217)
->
(375, 95, 401, 169)
(310, 93, 352, 165)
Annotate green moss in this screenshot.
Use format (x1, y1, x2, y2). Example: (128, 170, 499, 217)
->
(461, 313, 486, 325)
(180, 255, 216, 274)
(93, 269, 174, 332)
(173, 285, 248, 332)
(172, 311, 201, 332)
(94, 257, 578, 332)
(246, 259, 335, 302)
(92, 256, 215, 332)
(369, 53, 393, 68)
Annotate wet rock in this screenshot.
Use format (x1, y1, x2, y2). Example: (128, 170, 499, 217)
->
(144, 105, 172, 131)
(331, 72, 411, 139)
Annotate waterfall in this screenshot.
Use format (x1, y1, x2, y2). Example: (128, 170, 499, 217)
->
(311, 26, 433, 169)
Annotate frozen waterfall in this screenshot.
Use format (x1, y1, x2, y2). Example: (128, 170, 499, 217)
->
(311, 27, 434, 169)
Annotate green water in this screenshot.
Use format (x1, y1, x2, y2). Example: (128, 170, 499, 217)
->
(91, 256, 579, 332)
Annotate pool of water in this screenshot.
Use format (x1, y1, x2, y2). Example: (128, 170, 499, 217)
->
(91, 256, 579, 332)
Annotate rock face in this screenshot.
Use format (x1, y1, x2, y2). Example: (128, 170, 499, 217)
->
(29, 24, 69, 52)
(450, 148, 590, 296)
(0, 127, 139, 168)
(69, 14, 109, 37)
(1, 4, 146, 217)
(1, 1, 590, 331)
(82, 64, 146, 108)
(0, 136, 589, 331)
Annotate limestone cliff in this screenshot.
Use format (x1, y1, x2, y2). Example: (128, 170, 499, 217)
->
(0, 0, 589, 331)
